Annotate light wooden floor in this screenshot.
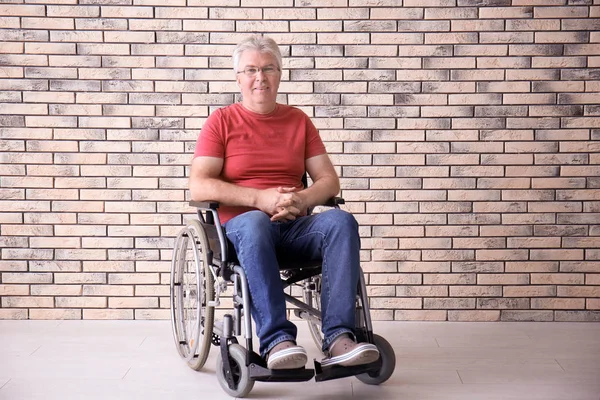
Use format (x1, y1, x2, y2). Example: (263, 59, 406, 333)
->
(1, 320, 599, 400)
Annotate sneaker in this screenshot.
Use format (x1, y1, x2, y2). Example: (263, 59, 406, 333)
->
(266, 340, 308, 370)
(321, 334, 379, 368)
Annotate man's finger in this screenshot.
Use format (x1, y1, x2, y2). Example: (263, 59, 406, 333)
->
(277, 186, 301, 193)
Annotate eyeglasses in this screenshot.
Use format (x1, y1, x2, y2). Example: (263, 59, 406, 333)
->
(236, 65, 280, 77)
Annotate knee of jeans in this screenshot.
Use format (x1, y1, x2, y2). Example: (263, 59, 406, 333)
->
(326, 209, 358, 232)
(235, 210, 271, 232)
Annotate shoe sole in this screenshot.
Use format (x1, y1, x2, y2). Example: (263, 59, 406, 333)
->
(267, 348, 308, 370)
(321, 344, 380, 368)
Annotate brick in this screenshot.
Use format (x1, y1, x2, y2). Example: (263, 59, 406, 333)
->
(557, 213, 600, 224)
(477, 298, 529, 309)
(534, 225, 587, 237)
(2, 249, 53, 260)
(455, 45, 509, 57)
(452, 261, 504, 273)
(370, 297, 422, 309)
(2, 296, 53, 308)
(561, 262, 600, 273)
(504, 286, 556, 297)
(448, 214, 502, 226)
(0, 261, 27, 272)
(397, 285, 448, 297)
(394, 310, 447, 321)
(0, 309, 28, 319)
(450, 286, 502, 297)
(480, 6, 533, 18)
(588, 299, 600, 310)
(425, 7, 479, 19)
(108, 297, 158, 308)
(448, 310, 500, 321)
(501, 310, 553, 322)
(476, 250, 528, 261)
(426, 298, 476, 309)
(371, 33, 424, 45)
(454, 238, 506, 249)
(0, 284, 29, 296)
(531, 249, 584, 261)
(529, 201, 582, 213)
(534, 6, 589, 18)
(563, 237, 600, 248)
(29, 309, 81, 320)
(450, 69, 504, 81)
(555, 311, 600, 322)
(423, 177, 476, 187)
(532, 298, 586, 309)
(565, 44, 600, 56)
(504, 94, 556, 104)
(425, 33, 478, 47)
(473, 32, 533, 43)
(84, 309, 133, 319)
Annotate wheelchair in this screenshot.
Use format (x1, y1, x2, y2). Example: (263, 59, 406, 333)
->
(170, 196, 396, 397)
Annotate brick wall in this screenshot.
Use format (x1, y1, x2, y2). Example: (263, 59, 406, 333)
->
(1, 0, 599, 322)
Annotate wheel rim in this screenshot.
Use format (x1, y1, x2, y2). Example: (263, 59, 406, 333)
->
(225, 355, 242, 388)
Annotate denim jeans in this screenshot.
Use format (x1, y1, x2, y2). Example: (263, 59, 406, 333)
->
(223, 208, 360, 357)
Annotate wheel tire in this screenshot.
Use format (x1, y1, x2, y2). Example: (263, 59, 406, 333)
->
(170, 219, 215, 371)
(356, 334, 396, 385)
(216, 343, 255, 398)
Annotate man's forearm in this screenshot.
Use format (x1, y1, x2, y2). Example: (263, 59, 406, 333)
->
(301, 175, 340, 209)
(190, 177, 259, 208)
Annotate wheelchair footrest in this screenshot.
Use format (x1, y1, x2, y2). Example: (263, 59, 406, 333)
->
(314, 358, 382, 382)
(249, 364, 315, 382)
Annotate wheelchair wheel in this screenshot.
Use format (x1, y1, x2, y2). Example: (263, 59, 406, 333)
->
(216, 343, 255, 398)
(356, 334, 396, 385)
(170, 219, 215, 371)
(303, 275, 324, 351)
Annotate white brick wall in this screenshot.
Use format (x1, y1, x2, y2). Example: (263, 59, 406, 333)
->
(1, 1, 599, 322)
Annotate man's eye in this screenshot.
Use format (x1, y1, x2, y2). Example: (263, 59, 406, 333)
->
(246, 67, 258, 74)
(263, 67, 274, 73)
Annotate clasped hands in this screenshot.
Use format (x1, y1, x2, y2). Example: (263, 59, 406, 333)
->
(256, 186, 307, 222)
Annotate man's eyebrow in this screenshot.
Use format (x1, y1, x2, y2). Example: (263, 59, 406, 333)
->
(243, 64, 276, 67)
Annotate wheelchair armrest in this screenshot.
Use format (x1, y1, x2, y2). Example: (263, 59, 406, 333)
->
(189, 200, 219, 210)
(190, 197, 344, 210)
(321, 196, 345, 207)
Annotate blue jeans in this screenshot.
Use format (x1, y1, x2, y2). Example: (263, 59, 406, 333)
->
(224, 208, 360, 357)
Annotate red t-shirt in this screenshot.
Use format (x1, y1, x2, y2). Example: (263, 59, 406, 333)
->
(194, 103, 327, 223)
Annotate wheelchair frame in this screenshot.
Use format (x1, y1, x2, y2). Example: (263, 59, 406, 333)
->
(170, 200, 396, 397)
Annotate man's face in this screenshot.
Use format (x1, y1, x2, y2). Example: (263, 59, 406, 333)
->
(236, 50, 281, 113)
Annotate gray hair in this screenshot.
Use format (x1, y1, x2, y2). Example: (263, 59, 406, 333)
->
(232, 35, 282, 73)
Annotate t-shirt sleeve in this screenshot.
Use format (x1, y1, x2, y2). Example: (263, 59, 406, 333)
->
(194, 109, 225, 158)
(305, 115, 326, 159)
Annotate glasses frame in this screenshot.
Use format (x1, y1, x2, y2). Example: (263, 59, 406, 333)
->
(236, 65, 281, 77)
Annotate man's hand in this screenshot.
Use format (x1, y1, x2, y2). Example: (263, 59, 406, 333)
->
(253, 187, 298, 222)
(270, 186, 307, 222)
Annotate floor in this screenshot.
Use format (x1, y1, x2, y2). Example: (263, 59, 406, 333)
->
(1, 320, 599, 400)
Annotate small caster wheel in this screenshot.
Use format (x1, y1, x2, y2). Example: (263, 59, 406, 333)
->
(216, 343, 255, 397)
(356, 334, 396, 385)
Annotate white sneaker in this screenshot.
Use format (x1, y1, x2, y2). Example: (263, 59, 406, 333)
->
(321, 334, 379, 368)
(266, 341, 307, 370)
